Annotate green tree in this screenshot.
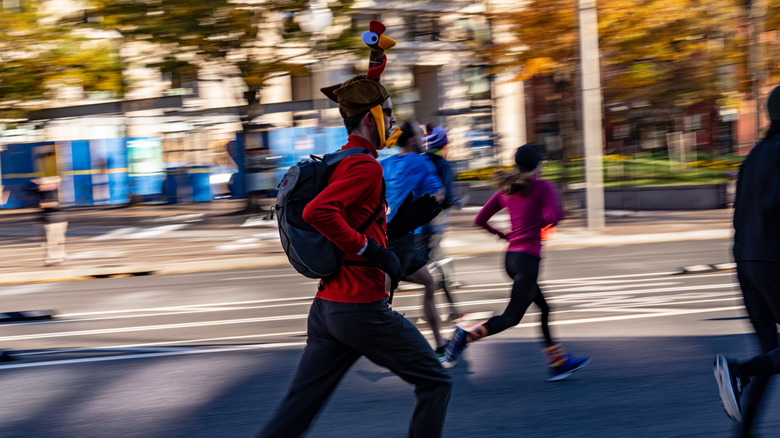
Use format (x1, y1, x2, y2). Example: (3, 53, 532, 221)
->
(84, 0, 357, 127)
(0, 1, 123, 119)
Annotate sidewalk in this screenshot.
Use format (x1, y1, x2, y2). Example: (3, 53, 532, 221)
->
(0, 199, 734, 285)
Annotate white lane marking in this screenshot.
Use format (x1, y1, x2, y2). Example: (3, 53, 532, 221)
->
(514, 305, 744, 328)
(144, 214, 204, 223)
(44, 276, 733, 323)
(227, 273, 308, 280)
(19, 346, 191, 356)
(60, 296, 311, 317)
(549, 283, 738, 300)
(0, 283, 58, 297)
(460, 271, 733, 289)
(546, 282, 679, 292)
(2, 272, 735, 344)
(543, 271, 678, 283)
(564, 291, 739, 309)
(216, 243, 265, 251)
(396, 284, 740, 313)
(15, 330, 308, 356)
(89, 227, 141, 240)
(90, 224, 188, 241)
(0, 314, 309, 342)
(0, 342, 307, 370)
(0, 305, 743, 370)
(68, 250, 129, 259)
(58, 300, 314, 323)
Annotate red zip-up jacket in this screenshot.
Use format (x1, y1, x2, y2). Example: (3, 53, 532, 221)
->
(302, 135, 388, 303)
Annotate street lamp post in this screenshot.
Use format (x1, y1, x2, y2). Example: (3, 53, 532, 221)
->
(578, 0, 605, 230)
(296, 1, 333, 117)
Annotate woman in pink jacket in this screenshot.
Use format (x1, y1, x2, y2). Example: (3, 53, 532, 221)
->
(444, 144, 590, 381)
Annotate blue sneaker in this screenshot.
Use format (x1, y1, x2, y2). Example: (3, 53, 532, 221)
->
(444, 326, 468, 361)
(548, 355, 590, 381)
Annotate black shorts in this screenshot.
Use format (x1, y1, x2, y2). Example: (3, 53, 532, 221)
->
(388, 233, 429, 277)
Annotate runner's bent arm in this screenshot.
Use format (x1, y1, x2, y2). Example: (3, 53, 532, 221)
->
(473, 191, 506, 239)
(303, 157, 384, 254)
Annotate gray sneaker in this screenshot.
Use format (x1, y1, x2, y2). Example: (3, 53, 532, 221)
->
(714, 354, 743, 422)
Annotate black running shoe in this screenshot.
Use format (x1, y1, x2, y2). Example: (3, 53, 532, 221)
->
(714, 354, 744, 422)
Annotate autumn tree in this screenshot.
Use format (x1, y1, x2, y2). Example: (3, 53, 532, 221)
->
(0, 1, 123, 119)
(481, 0, 779, 158)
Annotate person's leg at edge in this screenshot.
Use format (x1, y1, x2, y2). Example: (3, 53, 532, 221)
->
(51, 221, 67, 261)
(721, 262, 780, 435)
(257, 298, 361, 438)
(43, 223, 56, 264)
(336, 299, 452, 438)
(445, 252, 539, 362)
(429, 233, 459, 307)
(405, 267, 446, 355)
(534, 287, 591, 380)
(534, 287, 553, 345)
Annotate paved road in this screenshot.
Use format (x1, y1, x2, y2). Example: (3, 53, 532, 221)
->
(0, 202, 734, 284)
(0, 238, 773, 437)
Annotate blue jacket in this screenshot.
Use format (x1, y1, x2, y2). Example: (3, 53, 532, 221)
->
(422, 152, 464, 234)
(381, 153, 443, 225)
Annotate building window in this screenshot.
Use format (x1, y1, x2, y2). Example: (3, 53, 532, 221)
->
(162, 68, 199, 97)
(403, 15, 440, 42)
(463, 66, 491, 100)
(2, 0, 21, 11)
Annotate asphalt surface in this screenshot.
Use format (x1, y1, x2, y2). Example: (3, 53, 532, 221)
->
(0, 199, 735, 286)
(0, 240, 769, 437)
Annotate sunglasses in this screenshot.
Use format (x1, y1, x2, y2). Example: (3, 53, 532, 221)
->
(382, 107, 393, 117)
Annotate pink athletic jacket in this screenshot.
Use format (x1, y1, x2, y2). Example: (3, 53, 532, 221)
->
(473, 177, 564, 258)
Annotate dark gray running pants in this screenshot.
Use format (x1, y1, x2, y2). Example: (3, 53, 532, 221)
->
(257, 297, 452, 438)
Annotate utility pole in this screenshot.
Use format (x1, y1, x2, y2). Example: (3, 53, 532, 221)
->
(578, 0, 605, 230)
(749, 0, 768, 143)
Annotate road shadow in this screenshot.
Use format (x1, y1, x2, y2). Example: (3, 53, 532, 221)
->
(1, 332, 777, 437)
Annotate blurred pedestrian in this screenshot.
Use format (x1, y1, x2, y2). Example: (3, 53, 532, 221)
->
(714, 84, 780, 434)
(381, 119, 448, 360)
(444, 144, 590, 381)
(257, 39, 451, 437)
(29, 175, 67, 266)
(421, 125, 466, 319)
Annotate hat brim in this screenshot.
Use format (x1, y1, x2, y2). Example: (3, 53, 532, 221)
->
(320, 75, 390, 118)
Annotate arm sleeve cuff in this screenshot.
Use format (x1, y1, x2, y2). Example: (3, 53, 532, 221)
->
(356, 238, 369, 255)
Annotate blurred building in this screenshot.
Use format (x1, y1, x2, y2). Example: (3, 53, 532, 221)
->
(1, 0, 529, 205)
(257, 0, 527, 169)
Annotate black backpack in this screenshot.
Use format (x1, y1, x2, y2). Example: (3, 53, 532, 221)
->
(275, 147, 384, 278)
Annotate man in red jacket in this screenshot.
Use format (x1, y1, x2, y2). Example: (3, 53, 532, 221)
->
(257, 74, 452, 438)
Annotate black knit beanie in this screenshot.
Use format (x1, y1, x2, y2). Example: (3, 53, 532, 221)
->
(767, 85, 780, 121)
(514, 144, 542, 172)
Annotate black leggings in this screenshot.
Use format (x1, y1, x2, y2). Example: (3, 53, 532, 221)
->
(484, 251, 553, 344)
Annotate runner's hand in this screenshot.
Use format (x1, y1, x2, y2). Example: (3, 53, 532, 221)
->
(387, 193, 442, 241)
(362, 238, 402, 291)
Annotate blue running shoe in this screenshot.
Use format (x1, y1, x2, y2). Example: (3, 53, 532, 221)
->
(548, 355, 590, 381)
(444, 326, 468, 361)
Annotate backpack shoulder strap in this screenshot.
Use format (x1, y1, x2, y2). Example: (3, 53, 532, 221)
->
(323, 147, 368, 166)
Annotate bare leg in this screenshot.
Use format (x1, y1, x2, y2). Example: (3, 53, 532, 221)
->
(406, 267, 444, 348)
